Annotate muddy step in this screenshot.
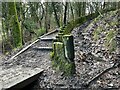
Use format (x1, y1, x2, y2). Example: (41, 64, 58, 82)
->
(1, 67, 43, 90)
(32, 47, 53, 50)
(34, 41, 53, 48)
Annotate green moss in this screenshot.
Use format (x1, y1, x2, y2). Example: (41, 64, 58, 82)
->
(110, 20, 118, 26)
(93, 27, 102, 41)
(50, 51, 54, 59)
(63, 12, 100, 35)
(108, 38, 116, 53)
(106, 29, 116, 43)
(104, 29, 117, 53)
(63, 9, 118, 35)
(8, 2, 23, 47)
(64, 62, 75, 76)
(35, 27, 46, 37)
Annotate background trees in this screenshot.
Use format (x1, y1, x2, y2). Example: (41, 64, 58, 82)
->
(1, 1, 119, 54)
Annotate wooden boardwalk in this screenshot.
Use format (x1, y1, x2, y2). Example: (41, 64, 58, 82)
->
(0, 30, 58, 90)
(1, 66, 43, 90)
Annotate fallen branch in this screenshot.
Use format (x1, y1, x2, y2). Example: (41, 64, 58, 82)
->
(77, 51, 86, 62)
(84, 62, 119, 87)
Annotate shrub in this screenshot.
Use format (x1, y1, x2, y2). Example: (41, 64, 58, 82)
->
(35, 27, 46, 37)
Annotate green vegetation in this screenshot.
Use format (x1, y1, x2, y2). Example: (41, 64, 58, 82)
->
(1, 1, 119, 54)
(105, 29, 117, 53)
(35, 27, 46, 37)
(91, 10, 118, 53)
(105, 29, 116, 44)
(108, 38, 116, 53)
(63, 8, 118, 35)
(93, 27, 102, 41)
(63, 13, 98, 34)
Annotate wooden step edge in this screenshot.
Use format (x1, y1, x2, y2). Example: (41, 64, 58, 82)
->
(32, 47, 53, 50)
(40, 38, 56, 41)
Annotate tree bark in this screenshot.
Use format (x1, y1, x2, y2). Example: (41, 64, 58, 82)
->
(8, 2, 22, 47)
(45, 2, 48, 33)
(63, 2, 68, 25)
(52, 2, 60, 27)
(70, 2, 74, 20)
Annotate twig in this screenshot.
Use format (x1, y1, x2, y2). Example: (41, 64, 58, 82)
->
(84, 63, 119, 87)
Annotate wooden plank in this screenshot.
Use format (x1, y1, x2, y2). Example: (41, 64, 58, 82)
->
(32, 47, 53, 50)
(1, 67, 43, 90)
(40, 38, 56, 41)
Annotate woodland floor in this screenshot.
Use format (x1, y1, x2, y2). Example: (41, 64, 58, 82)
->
(0, 10, 120, 89)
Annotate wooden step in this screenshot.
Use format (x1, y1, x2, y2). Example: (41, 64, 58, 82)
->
(40, 38, 56, 41)
(39, 29, 59, 39)
(32, 47, 53, 50)
(1, 67, 43, 90)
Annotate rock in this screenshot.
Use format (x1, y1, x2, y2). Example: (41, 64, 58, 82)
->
(101, 47, 106, 51)
(91, 43, 95, 47)
(108, 83, 114, 87)
(55, 81, 65, 86)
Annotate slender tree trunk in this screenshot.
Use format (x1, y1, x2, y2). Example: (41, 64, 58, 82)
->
(52, 2, 60, 27)
(74, 2, 82, 18)
(8, 2, 22, 47)
(70, 2, 74, 20)
(39, 3, 44, 28)
(45, 2, 48, 33)
(63, 2, 68, 25)
(82, 2, 86, 16)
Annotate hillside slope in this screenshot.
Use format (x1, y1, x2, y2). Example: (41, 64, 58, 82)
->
(72, 9, 119, 89)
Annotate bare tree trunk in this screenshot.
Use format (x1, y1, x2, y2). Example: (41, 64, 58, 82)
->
(82, 2, 86, 16)
(8, 2, 22, 48)
(45, 2, 48, 33)
(63, 2, 68, 25)
(70, 2, 74, 20)
(52, 2, 60, 27)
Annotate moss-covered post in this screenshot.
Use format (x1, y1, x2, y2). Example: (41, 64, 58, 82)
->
(63, 35, 75, 62)
(52, 42, 64, 69)
(54, 42, 64, 58)
(62, 34, 75, 75)
(58, 33, 64, 42)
